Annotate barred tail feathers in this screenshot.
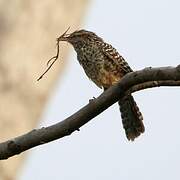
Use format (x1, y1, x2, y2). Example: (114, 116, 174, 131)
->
(118, 95, 145, 141)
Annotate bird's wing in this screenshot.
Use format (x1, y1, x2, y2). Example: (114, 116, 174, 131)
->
(98, 41, 133, 74)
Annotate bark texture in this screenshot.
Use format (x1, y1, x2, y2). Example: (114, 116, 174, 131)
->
(0, 66, 180, 161)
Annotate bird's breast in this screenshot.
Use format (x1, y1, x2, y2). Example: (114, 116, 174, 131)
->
(76, 45, 125, 89)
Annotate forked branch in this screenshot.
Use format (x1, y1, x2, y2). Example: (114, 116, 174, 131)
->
(1, 65, 180, 160)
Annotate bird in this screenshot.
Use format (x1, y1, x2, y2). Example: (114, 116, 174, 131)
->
(58, 29, 145, 141)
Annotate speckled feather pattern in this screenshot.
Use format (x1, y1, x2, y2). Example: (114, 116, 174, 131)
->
(64, 30, 145, 141)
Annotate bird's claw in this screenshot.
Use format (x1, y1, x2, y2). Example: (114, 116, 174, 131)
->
(89, 96, 96, 103)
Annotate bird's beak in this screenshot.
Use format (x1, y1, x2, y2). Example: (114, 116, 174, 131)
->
(57, 36, 69, 42)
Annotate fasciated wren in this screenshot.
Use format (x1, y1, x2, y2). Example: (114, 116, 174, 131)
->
(58, 29, 145, 141)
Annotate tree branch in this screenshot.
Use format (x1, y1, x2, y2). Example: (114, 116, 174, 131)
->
(0, 65, 180, 160)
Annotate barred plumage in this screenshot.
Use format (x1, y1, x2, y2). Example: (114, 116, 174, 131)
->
(58, 29, 145, 141)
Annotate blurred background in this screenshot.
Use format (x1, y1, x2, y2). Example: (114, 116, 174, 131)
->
(0, 0, 180, 180)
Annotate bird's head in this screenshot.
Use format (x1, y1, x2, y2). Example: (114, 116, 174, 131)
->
(57, 28, 103, 50)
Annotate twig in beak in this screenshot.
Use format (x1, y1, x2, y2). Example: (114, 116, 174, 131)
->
(37, 27, 70, 81)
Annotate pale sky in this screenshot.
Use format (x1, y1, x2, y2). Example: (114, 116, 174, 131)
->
(19, 0, 180, 179)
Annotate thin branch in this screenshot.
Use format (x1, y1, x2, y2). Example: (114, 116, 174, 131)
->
(127, 80, 180, 95)
(1, 65, 180, 160)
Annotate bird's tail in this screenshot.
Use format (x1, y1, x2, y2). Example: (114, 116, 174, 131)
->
(118, 95, 145, 141)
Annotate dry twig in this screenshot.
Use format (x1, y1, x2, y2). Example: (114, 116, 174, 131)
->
(37, 27, 70, 81)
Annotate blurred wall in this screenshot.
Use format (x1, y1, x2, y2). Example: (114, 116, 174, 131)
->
(0, 0, 89, 179)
